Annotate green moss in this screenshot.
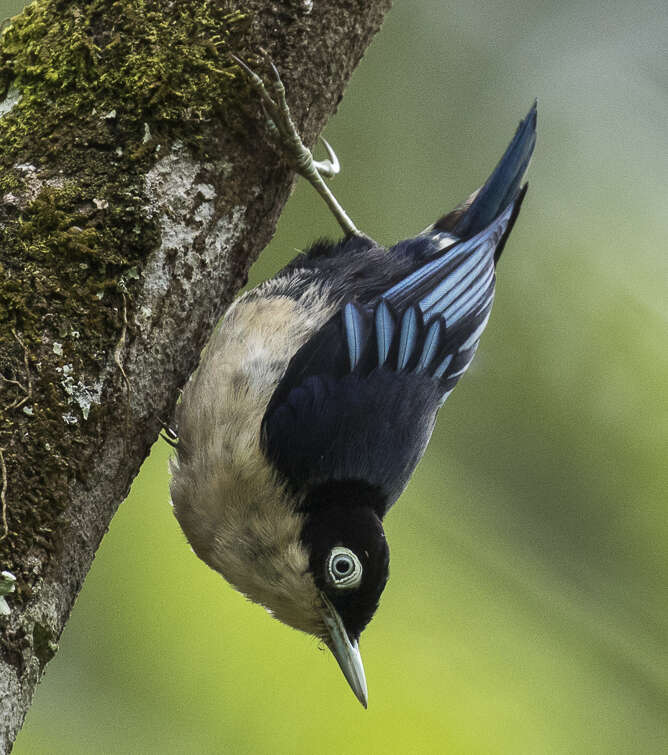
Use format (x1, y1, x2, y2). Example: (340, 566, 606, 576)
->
(0, 0, 248, 157)
(0, 0, 249, 595)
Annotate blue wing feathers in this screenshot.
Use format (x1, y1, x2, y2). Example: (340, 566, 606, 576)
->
(262, 105, 536, 501)
(422, 249, 492, 321)
(336, 204, 508, 393)
(343, 302, 365, 370)
(418, 241, 488, 312)
(285, 143, 529, 406)
(382, 254, 449, 310)
(396, 306, 419, 370)
(432, 353, 453, 379)
(375, 300, 395, 365)
(442, 267, 494, 323)
(415, 319, 442, 372)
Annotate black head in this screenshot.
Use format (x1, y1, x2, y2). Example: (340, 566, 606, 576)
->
(300, 480, 390, 642)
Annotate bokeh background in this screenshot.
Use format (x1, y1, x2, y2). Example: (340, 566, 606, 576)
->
(4, 0, 668, 752)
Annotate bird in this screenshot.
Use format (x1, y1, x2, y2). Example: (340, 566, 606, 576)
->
(169, 55, 536, 708)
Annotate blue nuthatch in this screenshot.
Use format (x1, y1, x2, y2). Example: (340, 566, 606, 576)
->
(170, 57, 536, 707)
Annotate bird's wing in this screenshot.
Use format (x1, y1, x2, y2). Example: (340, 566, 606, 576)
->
(262, 102, 536, 508)
(262, 197, 524, 509)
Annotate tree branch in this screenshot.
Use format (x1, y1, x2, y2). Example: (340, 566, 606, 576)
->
(0, 0, 391, 749)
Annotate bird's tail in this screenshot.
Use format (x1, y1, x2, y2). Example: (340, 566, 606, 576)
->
(434, 102, 537, 243)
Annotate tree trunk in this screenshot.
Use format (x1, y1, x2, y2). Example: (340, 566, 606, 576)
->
(0, 0, 391, 749)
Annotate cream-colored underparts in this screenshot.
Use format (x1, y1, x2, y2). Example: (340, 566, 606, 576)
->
(170, 273, 337, 637)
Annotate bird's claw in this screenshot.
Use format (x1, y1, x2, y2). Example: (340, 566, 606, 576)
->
(231, 52, 361, 237)
(313, 137, 340, 179)
(157, 415, 179, 448)
(232, 52, 334, 181)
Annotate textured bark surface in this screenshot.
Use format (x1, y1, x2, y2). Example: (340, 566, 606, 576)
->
(0, 0, 391, 749)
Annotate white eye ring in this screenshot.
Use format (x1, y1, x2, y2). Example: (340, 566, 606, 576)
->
(326, 547, 363, 589)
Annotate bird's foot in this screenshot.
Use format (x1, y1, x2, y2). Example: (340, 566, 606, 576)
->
(232, 51, 361, 238)
(157, 415, 179, 449)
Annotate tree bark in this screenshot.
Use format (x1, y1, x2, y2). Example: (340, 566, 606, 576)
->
(0, 0, 391, 749)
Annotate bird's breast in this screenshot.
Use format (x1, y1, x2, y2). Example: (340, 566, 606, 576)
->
(169, 272, 337, 635)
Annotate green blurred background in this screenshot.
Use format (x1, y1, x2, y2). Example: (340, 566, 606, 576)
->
(4, 0, 668, 752)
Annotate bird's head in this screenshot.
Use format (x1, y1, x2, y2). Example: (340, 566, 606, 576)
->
(299, 480, 390, 707)
(171, 437, 389, 707)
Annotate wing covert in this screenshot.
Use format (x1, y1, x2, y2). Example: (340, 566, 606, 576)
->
(262, 197, 522, 504)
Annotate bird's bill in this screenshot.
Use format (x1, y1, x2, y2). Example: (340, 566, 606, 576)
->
(320, 592, 368, 708)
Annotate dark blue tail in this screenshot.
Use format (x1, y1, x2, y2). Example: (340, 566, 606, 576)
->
(435, 102, 537, 242)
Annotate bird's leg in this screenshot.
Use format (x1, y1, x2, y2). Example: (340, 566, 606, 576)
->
(232, 53, 362, 238)
(156, 415, 179, 448)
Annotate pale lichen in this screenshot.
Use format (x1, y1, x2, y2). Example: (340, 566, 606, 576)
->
(139, 139, 243, 333)
(0, 571, 16, 616)
(0, 82, 21, 118)
(58, 365, 103, 421)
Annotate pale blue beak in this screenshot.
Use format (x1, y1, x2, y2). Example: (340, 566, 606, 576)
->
(320, 592, 368, 708)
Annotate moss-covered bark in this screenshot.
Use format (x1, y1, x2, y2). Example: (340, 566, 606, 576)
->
(0, 0, 251, 595)
(0, 0, 391, 748)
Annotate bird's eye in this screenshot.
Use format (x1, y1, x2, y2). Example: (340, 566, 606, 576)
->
(326, 546, 363, 589)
